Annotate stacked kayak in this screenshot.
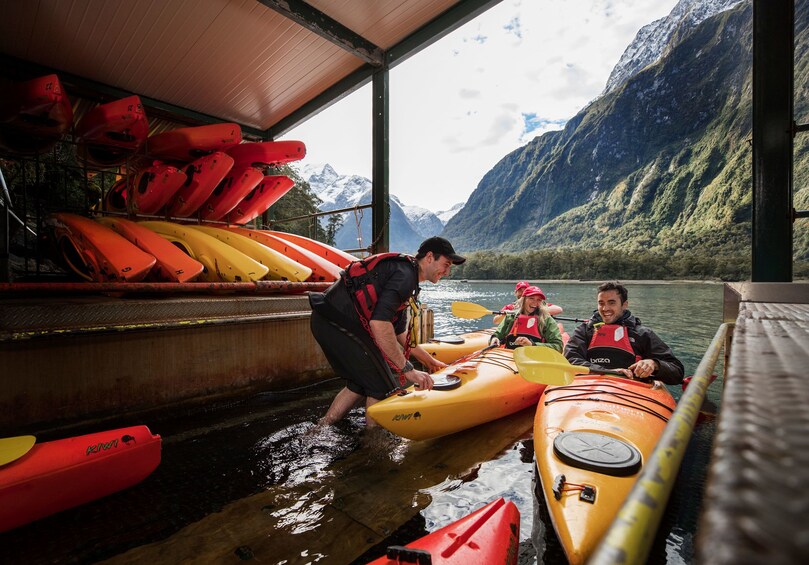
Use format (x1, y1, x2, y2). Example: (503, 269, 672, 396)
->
(533, 375, 675, 564)
(367, 347, 545, 440)
(367, 497, 520, 565)
(0, 425, 161, 532)
(266, 230, 357, 268)
(0, 74, 73, 154)
(76, 95, 148, 167)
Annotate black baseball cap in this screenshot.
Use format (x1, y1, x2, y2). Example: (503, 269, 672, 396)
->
(417, 236, 466, 265)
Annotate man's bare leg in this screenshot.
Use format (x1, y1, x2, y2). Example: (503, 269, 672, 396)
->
(320, 387, 364, 425)
(365, 397, 381, 428)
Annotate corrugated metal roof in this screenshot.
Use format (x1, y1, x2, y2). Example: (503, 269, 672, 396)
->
(0, 0, 483, 136)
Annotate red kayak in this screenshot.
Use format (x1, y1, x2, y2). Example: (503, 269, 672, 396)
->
(0, 73, 73, 154)
(96, 217, 204, 282)
(128, 161, 187, 214)
(146, 122, 242, 162)
(226, 140, 306, 168)
(104, 178, 129, 213)
(0, 425, 161, 532)
(226, 174, 294, 224)
(367, 497, 519, 564)
(76, 95, 148, 167)
(46, 212, 156, 282)
(198, 165, 263, 221)
(265, 230, 357, 268)
(224, 227, 341, 281)
(167, 151, 234, 217)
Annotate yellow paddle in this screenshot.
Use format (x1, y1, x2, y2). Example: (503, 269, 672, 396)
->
(0, 435, 36, 467)
(513, 346, 626, 385)
(451, 301, 588, 323)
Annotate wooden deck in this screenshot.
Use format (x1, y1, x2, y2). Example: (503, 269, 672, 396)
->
(697, 282, 809, 564)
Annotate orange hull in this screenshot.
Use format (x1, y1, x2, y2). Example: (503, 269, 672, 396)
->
(264, 230, 357, 268)
(96, 217, 204, 282)
(0, 74, 73, 154)
(0, 426, 161, 532)
(199, 165, 263, 221)
(147, 123, 242, 162)
(226, 175, 294, 224)
(226, 140, 306, 167)
(76, 95, 148, 167)
(129, 162, 187, 214)
(167, 151, 234, 217)
(534, 375, 676, 564)
(47, 212, 155, 282)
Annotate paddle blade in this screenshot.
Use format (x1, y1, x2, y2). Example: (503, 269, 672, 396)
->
(513, 346, 589, 386)
(451, 301, 497, 319)
(0, 435, 36, 466)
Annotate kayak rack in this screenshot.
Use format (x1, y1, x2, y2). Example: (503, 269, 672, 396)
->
(588, 322, 733, 565)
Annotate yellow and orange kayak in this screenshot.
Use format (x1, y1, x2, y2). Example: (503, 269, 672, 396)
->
(533, 375, 676, 564)
(264, 230, 357, 268)
(46, 213, 156, 282)
(421, 329, 495, 364)
(367, 347, 544, 440)
(96, 217, 204, 282)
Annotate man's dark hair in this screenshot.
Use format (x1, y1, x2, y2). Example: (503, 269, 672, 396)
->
(597, 281, 628, 303)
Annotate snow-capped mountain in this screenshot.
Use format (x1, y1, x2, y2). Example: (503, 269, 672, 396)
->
(298, 163, 450, 252)
(436, 202, 464, 224)
(604, 0, 745, 95)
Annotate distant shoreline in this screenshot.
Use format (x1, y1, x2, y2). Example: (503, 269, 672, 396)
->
(449, 279, 726, 285)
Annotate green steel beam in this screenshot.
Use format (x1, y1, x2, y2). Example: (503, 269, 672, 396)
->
(267, 0, 503, 137)
(371, 69, 390, 254)
(0, 54, 268, 140)
(256, 0, 383, 66)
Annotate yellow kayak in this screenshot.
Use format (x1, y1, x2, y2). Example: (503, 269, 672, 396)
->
(534, 374, 676, 564)
(190, 225, 312, 282)
(367, 347, 544, 440)
(139, 221, 268, 282)
(420, 329, 495, 364)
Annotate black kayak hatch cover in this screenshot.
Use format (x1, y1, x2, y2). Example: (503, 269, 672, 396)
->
(553, 431, 642, 476)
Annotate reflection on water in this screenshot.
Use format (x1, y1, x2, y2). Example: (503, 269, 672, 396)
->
(0, 281, 724, 565)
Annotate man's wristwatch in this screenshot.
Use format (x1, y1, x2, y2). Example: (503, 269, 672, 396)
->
(400, 360, 414, 374)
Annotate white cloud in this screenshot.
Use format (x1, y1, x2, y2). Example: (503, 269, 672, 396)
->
(285, 0, 679, 211)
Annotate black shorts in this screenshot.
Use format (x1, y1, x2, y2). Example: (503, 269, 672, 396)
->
(309, 293, 401, 400)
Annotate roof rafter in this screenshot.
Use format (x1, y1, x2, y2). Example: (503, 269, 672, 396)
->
(256, 0, 384, 67)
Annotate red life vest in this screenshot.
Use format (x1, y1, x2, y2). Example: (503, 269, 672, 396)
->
(587, 323, 641, 369)
(342, 252, 417, 322)
(505, 314, 546, 349)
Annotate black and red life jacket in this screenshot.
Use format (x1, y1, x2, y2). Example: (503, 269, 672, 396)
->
(587, 323, 641, 369)
(505, 313, 546, 349)
(341, 252, 417, 322)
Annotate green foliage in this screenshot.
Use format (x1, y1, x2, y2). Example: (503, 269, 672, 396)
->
(258, 164, 329, 241)
(450, 248, 760, 282)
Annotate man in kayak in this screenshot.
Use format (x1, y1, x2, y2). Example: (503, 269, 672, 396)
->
(310, 236, 466, 426)
(489, 285, 564, 351)
(564, 281, 684, 384)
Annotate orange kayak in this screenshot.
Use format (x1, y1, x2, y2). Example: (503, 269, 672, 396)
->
(226, 140, 306, 168)
(264, 230, 357, 268)
(533, 375, 676, 564)
(166, 151, 234, 217)
(146, 123, 242, 162)
(367, 497, 519, 564)
(0, 426, 161, 532)
(199, 165, 263, 221)
(96, 217, 204, 282)
(226, 175, 294, 224)
(128, 161, 187, 214)
(46, 213, 156, 282)
(76, 95, 148, 167)
(421, 329, 494, 364)
(0, 74, 73, 154)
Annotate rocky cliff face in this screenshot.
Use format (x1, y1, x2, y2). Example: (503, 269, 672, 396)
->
(442, 0, 791, 258)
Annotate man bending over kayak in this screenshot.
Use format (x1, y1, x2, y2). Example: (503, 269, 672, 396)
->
(564, 281, 684, 384)
(309, 236, 466, 426)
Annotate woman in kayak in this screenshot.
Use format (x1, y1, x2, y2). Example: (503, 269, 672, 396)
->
(489, 285, 564, 351)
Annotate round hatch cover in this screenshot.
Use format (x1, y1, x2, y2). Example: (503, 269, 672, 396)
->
(553, 431, 642, 476)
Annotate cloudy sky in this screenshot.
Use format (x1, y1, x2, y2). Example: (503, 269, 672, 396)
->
(285, 0, 680, 212)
